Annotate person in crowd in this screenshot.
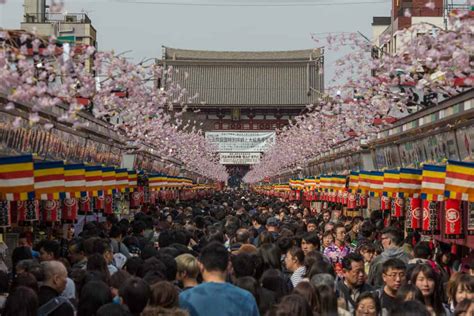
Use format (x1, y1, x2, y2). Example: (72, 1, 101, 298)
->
(110, 225, 131, 259)
(179, 242, 259, 316)
(390, 300, 431, 316)
(306, 219, 318, 232)
(37, 261, 75, 316)
(321, 230, 335, 252)
(175, 253, 199, 290)
(119, 277, 151, 316)
(411, 263, 451, 315)
(3, 286, 38, 316)
(77, 280, 112, 316)
(267, 294, 313, 316)
(96, 303, 133, 316)
(68, 239, 87, 270)
(354, 292, 381, 316)
(336, 253, 373, 313)
(323, 223, 352, 276)
(447, 272, 474, 313)
(284, 246, 306, 288)
(368, 227, 411, 287)
(292, 281, 319, 315)
(377, 258, 407, 313)
(145, 280, 186, 316)
(454, 299, 474, 316)
(358, 242, 376, 275)
(395, 283, 425, 304)
(300, 232, 320, 255)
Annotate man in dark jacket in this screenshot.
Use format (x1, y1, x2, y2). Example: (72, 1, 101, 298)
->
(38, 261, 75, 316)
(368, 227, 412, 287)
(336, 253, 373, 313)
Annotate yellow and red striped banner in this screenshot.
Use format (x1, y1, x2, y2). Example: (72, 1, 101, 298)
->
(115, 168, 129, 192)
(64, 164, 85, 198)
(348, 172, 359, 193)
(102, 167, 116, 194)
(383, 169, 399, 197)
(368, 171, 384, 197)
(358, 171, 371, 194)
(399, 168, 422, 198)
(0, 155, 35, 201)
(421, 164, 446, 201)
(85, 166, 103, 197)
(444, 160, 474, 202)
(34, 161, 65, 200)
(128, 170, 138, 192)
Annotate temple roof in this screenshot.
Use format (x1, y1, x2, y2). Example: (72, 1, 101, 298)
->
(162, 47, 323, 62)
(159, 47, 324, 107)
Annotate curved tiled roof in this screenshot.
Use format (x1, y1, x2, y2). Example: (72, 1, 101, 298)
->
(162, 46, 323, 61)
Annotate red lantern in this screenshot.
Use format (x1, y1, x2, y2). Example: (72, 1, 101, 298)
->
(444, 199, 463, 238)
(381, 196, 391, 211)
(342, 191, 348, 206)
(94, 196, 105, 211)
(17, 200, 40, 223)
(358, 194, 367, 208)
(62, 198, 78, 223)
(130, 187, 144, 209)
(391, 197, 404, 218)
(422, 200, 440, 234)
(406, 198, 422, 231)
(0, 201, 12, 227)
(104, 195, 113, 215)
(41, 200, 60, 224)
(79, 196, 92, 214)
(295, 191, 301, 201)
(347, 193, 357, 210)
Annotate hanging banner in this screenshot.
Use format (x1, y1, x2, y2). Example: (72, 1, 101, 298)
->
(0, 155, 35, 201)
(34, 161, 65, 200)
(41, 200, 61, 224)
(381, 196, 391, 211)
(406, 197, 422, 231)
(64, 164, 86, 199)
(421, 164, 446, 201)
(219, 153, 261, 165)
(444, 160, 474, 202)
(0, 200, 11, 227)
(62, 198, 78, 223)
(79, 196, 92, 214)
(205, 131, 275, 152)
(422, 200, 440, 234)
(444, 198, 463, 238)
(391, 197, 405, 218)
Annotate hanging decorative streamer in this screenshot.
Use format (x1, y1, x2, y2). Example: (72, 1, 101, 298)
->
(444, 160, 474, 202)
(85, 166, 103, 197)
(421, 164, 446, 201)
(399, 168, 423, 198)
(0, 155, 35, 201)
(64, 164, 86, 199)
(34, 161, 65, 200)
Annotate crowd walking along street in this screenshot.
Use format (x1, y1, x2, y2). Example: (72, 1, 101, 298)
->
(0, 0, 473, 315)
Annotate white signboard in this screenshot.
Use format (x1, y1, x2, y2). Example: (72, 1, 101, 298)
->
(206, 132, 275, 152)
(220, 152, 261, 165)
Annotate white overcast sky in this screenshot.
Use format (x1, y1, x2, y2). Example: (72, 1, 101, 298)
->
(1, 0, 393, 82)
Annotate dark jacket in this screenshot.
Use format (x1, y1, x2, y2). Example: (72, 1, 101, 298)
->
(38, 285, 75, 316)
(336, 279, 373, 313)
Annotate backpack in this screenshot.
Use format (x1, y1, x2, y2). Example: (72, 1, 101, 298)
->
(37, 296, 75, 316)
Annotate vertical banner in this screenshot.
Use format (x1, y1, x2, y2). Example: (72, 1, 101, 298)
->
(41, 200, 61, 225)
(391, 197, 405, 218)
(444, 199, 463, 238)
(406, 197, 422, 231)
(0, 200, 11, 227)
(422, 200, 440, 234)
(79, 196, 92, 214)
(61, 198, 78, 223)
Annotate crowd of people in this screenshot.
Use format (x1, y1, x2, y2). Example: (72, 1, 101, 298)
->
(0, 189, 473, 316)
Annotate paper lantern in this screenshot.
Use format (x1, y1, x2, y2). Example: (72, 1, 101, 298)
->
(79, 196, 92, 214)
(422, 200, 440, 234)
(104, 195, 114, 215)
(391, 197, 405, 218)
(94, 195, 105, 211)
(444, 199, 463, 238)
(17, 200, 40, 224)
(406, 198, 422, 231)
(381, 196, 391, 211)
(0, 201, 12, 227)
(41, 200, 61, 224)
(347, 193, 357, 210)
(61, 198, 78, 223)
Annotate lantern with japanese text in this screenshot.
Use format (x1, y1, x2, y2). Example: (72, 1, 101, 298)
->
(79, 196, 92, 214)
(391, 197, 405, 218)
(422, 200, 440, 235)
(17, 200, 40, 224)
(444, 199, 463, 238)
(61, 198, 78, 223)
(41, 200, 61, 225)
(406, 197, 422, 232)
(0, 201, 12, 227)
